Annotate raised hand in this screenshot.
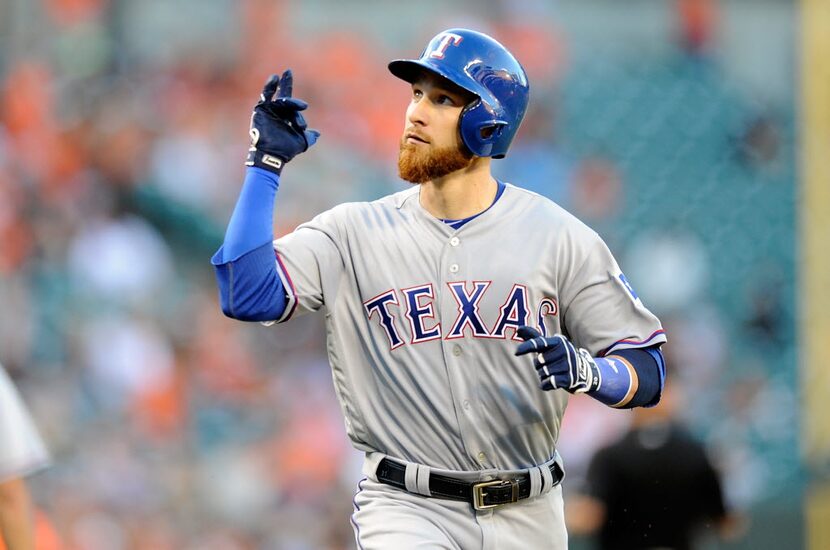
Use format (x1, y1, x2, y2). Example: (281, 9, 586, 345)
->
(245, 69, 320, 174)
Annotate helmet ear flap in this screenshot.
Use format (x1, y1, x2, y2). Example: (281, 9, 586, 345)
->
(459, 100, 509, 158)
(479, 122, 507, 141)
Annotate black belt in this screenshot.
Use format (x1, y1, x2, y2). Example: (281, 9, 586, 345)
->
(376, 458, 564, 510)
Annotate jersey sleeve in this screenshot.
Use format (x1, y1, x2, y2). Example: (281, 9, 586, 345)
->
(558, 232, 666, 356)
(268, 207, 346, 324)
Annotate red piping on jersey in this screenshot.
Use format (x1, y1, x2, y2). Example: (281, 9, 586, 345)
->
(599, 329, 666, 357)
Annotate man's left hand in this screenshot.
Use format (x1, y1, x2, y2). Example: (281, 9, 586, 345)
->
(515, 326, 600, 394)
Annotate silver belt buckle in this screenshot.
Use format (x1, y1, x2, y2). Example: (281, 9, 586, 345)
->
(472, 479, 519, 510)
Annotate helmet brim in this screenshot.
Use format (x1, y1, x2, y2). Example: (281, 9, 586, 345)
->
(388, 59, 480, 101)
(388, 59, 437, 83)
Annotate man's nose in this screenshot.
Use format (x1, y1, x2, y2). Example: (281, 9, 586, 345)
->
(407, 99, 430, 126)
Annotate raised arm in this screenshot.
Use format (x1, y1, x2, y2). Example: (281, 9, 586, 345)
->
(211, 70, 319, 321)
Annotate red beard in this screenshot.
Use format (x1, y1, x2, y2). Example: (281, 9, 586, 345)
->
(397, 137, 473, 184)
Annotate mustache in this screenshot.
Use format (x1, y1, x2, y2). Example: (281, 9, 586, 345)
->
(403, 129, 430, 144)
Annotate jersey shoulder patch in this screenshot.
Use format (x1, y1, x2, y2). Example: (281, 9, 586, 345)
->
(614, 270, 641, 302)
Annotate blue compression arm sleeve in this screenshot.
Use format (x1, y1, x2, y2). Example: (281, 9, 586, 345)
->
(590, 345, 665, 409)
(220, 167, 279, 262)
(211, 167, 288, 321)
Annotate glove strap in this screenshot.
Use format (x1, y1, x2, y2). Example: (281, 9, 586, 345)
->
(576, 348, 601, 393)
(246, 148, 285, 175)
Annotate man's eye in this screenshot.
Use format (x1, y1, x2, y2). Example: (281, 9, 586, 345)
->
(438, 95, 454, 105)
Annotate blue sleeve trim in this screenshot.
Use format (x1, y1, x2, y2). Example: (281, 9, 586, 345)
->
(212, 241, 287, 322)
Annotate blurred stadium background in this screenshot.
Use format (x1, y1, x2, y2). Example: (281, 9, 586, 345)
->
(0, 0, 825, 548)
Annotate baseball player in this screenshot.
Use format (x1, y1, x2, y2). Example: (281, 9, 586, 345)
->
(212, 28, 667, 549)
(0, 363, 50, 550)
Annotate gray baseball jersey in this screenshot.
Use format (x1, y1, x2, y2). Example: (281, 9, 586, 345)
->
(0, 364, 49, 483)
(269, 183, 665, 472)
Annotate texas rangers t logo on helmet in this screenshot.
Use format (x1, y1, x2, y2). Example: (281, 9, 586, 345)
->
(428, 32, 463, 59)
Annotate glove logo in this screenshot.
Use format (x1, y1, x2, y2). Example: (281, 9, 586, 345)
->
(262, 155, 283, 170)
(428, 32, 463, 59)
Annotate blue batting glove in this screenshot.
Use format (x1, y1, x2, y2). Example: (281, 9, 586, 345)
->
(245, 69, 320, 174)
(515, 326, 600, 394)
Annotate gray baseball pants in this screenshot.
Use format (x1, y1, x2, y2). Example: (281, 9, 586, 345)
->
(351, 477, 567, 549)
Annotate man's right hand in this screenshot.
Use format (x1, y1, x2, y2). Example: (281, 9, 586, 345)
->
(245, 69, 320, 175)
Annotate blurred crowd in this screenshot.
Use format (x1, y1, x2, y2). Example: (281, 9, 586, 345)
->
(0, 0, 798, 548)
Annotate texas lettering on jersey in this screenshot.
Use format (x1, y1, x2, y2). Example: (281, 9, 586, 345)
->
(363, 281, 559, 350)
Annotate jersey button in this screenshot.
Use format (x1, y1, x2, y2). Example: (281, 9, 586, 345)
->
(450, 237, 460, 246)
(477, 452, 487, 463)
(463, 400, 470, 410)
(449, 263, 459, 273)
(452, 345, 462, 356)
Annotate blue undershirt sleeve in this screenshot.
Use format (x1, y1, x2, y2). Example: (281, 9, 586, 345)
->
(639, 345, 667, 407)
(590, 345, 665, 409)
(211, 167, 288, 321)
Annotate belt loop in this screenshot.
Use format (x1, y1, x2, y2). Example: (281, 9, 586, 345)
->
(540, 462, 553, 494)
(528, 465, 542, 498)
(553, 450, 566, 486)
(404, 463, 419, 494)
(416, 464, 431, 496)
(364, 452, 385, 482)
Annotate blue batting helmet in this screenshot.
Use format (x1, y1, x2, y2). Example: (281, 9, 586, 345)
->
(388, 28, 530, 159)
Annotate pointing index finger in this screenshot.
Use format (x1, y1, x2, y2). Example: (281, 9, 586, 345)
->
(277, 69, 294, 98)
(515, 336, 550, 357)
(516, 325, 541, 341)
